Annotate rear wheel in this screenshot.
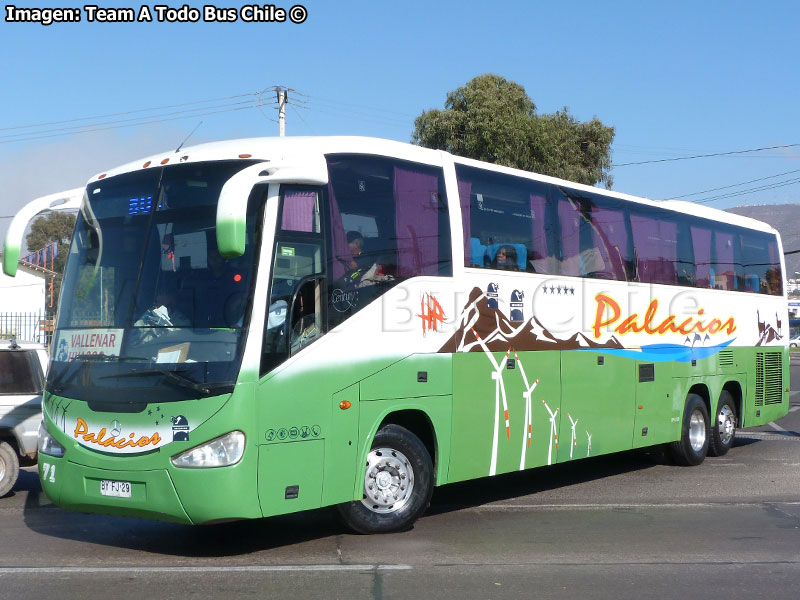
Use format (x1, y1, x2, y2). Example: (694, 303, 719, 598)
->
(337, 424, 433, 534)
(708, 391, 737, 457)
(669, 393, 709, 466)
(0, 441, 20, 497)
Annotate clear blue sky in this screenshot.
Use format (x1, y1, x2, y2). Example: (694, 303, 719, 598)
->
(2, 0, 800, 243)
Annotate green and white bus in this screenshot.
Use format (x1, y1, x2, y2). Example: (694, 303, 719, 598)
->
(3, 137, 789, 533)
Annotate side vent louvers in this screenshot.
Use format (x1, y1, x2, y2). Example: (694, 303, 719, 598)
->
(718, 350, 734, 367)
(755, 351, 783, 407)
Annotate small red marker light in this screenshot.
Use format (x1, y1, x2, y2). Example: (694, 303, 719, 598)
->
(98, 173, 106, 179)
(239, 154, 252, 158)
(233, 273, 242, 282)
(143, 161, 151, 168)
(339, 401, 351, 410)
(161, 158, 169, 165)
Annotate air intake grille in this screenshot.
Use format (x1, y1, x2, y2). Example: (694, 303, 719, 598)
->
(718, 350, 734, 367)
(755, 352, 783, 407)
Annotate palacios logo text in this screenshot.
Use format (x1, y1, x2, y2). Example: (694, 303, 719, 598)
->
(592, 293, 736, 339)
(73, 417, 162, 450)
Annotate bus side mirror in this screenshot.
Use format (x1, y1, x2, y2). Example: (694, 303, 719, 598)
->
(3, 187, 85, 276)
(216, 155, 329, 258)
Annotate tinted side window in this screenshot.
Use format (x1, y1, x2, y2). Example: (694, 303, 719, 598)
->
(555, 188, 630, 281)
(456, 164, 554, 273)
(630, 210, 679, 285)
(0, 351, 43, 394)
(326, 155, 451, 330)
(741, 231, 783, 295)
(711, 230, 740, 291)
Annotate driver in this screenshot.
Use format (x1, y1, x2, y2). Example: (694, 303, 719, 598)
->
(343, 231, 391, 288)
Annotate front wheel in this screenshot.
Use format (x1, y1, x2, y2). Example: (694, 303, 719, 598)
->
(708, 391, 737, 457)
(337, 424, 433, 534)
(0, 441, 20, 497)
(669, 393, 709, 466)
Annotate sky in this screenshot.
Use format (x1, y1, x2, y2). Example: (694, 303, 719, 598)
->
(2, 0, 800, 247)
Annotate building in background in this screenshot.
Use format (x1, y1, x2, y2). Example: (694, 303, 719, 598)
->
(0, 252, 53, 344)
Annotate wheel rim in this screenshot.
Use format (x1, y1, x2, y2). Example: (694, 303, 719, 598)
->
(361, 447, 414, 514)
(717, 404, 735, 445)
(689, 409, 706, 452)
(0, 455, 5, 482)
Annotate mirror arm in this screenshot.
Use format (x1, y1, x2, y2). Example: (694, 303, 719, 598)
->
(216, 154, 329, 258)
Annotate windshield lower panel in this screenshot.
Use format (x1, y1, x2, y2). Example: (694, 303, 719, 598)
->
(48, 160, 260, 406)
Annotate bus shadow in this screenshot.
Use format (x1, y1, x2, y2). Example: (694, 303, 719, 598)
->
(20, 441, 765, 555)
(427, 448, 665, 515)
(20, 473, 349, 557)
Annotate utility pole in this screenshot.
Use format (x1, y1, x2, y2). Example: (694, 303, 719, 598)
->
(277, 87, 288, 136)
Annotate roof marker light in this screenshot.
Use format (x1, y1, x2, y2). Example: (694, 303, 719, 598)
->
(143, 161, 151, 168)
(239, 154, 252, 159)
(98, 174, 106, 179)
(161, 158, 169, 165)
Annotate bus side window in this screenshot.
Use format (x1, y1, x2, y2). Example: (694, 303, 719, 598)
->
(325, 155, 451, 331)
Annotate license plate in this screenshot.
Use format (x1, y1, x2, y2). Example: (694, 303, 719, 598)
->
(100, 479, 131, 498)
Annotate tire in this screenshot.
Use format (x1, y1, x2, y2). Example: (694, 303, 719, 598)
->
(0, 441, 20, 497)
(337, 424, 434, 534)
(708, 391, 737, 457)
(669, 393, 710, 466)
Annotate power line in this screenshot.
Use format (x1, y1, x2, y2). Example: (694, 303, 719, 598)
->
(0, 103, 268, 145)
(693, 177, 800, 204)
(0, 89, 271, 133)
(666, 168, 800, 200)
(613, 143, 800, 167)
(0, 98, 275, 141)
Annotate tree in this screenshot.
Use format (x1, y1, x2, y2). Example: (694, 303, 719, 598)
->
(412, 74, 615, 188)
(26, 211, 76, 312)
(26, 211, 76, 274)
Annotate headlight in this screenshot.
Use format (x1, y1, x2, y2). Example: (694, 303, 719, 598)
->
(38, 421, 65, 458)
(170, 431, 245, 468)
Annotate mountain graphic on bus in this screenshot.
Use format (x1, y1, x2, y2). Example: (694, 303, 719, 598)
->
(441, 287, 624, 353)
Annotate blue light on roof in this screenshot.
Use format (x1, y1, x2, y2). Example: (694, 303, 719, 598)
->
(128, 196, 153, 215)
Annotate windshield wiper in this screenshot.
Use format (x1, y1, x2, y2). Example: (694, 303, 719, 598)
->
(99, 368, 231, 396)
(47, 354, 151, 394)
(75, 354, 150, 362)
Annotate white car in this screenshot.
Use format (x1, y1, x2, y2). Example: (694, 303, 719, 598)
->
(791, 335, 800, 348)
(0, 339, 48, 497)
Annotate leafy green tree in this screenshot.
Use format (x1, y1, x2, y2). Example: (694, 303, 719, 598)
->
(412, 74, 615, 188)
(25, 211, 76, 311)
(26, 211, 76, 274)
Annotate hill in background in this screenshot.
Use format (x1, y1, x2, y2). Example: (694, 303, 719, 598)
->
(726, 204, 800, 279)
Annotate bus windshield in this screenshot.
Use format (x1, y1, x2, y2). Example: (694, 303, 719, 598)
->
(48, 160, 260, 407)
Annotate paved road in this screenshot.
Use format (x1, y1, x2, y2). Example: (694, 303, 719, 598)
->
(1, 362, 798, 599)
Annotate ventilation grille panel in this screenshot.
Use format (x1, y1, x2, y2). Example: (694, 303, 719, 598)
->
(755, 352, 783, 407)
(718, 350, 734, 367)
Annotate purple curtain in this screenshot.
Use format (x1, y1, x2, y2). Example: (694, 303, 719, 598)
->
(691, 226, 712, 288)
(281, 190, 316, 232)
(327, 180, 352, 280)
(558, 198, 581, 276)
(395, 167, 440, 277)
(592, 207, 628, 280)
(458, 180, 472, 267)
(529, 194, 548, 261)
(631, 215, 677, 284)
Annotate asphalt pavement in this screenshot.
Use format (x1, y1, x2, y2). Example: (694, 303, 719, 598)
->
(1, 360, 798, 599)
